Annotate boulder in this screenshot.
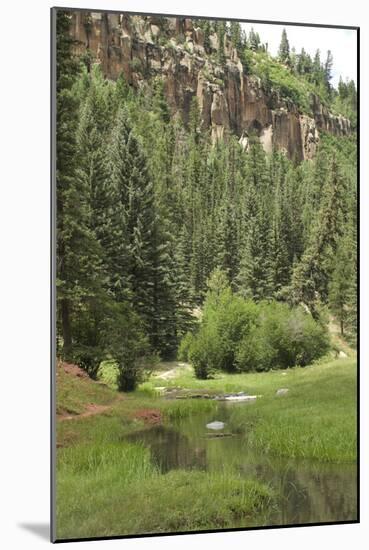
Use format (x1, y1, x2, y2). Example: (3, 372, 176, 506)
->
(276, 388, 289, 396)
(206, 421, 225, 430)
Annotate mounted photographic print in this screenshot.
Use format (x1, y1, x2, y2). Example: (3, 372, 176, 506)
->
(51, 6, 359, 542)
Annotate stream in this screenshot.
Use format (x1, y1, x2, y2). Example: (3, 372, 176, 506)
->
(125, 403, 357, 527)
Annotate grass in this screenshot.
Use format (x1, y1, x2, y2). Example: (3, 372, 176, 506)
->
(57, 450, 273, 539)
(150, 357, 357, 462)
(226, 359, 357, 462)
(162, 398, 219, 420)
(56, 363, 116, 415)
(55, 352, 357, 539)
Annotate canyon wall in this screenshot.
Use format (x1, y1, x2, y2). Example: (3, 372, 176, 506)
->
(69, 11, 351, 161)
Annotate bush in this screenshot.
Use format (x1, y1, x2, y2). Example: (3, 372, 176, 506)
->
(97, 360, 119, 389)
(182, 270, 330, 377)
(129, 57, 143, 73)
(236, 302, 330, 372)
(235, 325, 276, 372)
(101, 302, 153, 392)
(177, 331, 194, 362)
(181, 269, 259, 377)
(250, 51, 324, 114)
(210, 293, 258, 372)
(188, 323, 219, 379)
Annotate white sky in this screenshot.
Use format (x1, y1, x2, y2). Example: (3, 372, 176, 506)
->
(241, 23, 357, 88)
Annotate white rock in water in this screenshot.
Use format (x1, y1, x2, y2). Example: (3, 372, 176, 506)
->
(276, 388, 289, 396)
(224, 395, 257, 402)
(206, 421, 225, 430)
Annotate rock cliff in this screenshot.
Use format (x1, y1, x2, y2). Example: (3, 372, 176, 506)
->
(69, 11, 351, 161)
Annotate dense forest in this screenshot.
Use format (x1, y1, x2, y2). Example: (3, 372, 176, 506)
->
(56, 12, 357, 390)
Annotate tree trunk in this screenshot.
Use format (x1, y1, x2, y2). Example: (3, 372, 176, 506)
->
(340, 318, 344, 336)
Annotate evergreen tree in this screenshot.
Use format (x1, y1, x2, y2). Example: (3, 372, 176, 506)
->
(329, 234, 354, 335)
(249, 28, 261, 51)
(215, 20, 227, 64)
(202, 20, 212, 52)
(312, 49, 323, 86)
(56, 11, 105, 366)
(237, 204, 274, 301)
(290, 156, 346, 314)
(278, 28, 290, 65)
(230, 21, 242, 53)
(324, 50, 334, 94)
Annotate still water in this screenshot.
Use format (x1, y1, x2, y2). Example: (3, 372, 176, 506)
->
(126, 403, 357, 527)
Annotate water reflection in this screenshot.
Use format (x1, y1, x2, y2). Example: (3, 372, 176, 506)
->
(124, 407, 357, 526)
(126, 425, 207, 472)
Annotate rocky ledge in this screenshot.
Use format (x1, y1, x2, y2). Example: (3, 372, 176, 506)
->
(69, 12, 351, 161)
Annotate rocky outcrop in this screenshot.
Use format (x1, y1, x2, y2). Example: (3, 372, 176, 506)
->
(69, 12, 351, 161)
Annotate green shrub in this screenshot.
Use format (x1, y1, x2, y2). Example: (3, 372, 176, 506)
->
(210, 293, 258, 372)
(97, 360, 119, 389)
(235, 325, 276, 372)
(183, 270, 330, 377)
(129, 57, 143, 72)
(236, 302, 330, 371)
(250, 51, 327, 114)
(101, 302, 154, 392)
(184, 269, 259, 377)
(188, 322, 219, 379)
(177, 331, 195, 362)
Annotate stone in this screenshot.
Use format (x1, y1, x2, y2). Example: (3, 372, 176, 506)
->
(276, 388, 289, 396)
(206, 421, 225, 430)
(339, 350, 348, 358)
(150, 25, 160, 38)
(224, 395, 257, 402)
(194, 27, 204, 48)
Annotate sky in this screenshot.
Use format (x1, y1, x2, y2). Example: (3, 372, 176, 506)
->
(241, 22, 357, 88)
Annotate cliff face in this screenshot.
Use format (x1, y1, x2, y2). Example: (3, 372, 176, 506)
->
(69, 12, 351, 161)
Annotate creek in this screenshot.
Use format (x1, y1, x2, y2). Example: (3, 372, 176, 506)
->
(125, 403, 357, 527)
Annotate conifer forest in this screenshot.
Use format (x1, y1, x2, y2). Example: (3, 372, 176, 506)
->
(54, 10, 358, 540)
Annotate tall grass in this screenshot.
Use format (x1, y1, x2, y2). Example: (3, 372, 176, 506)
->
(163, 399, 219, 420)
(225, 359, 357, 462)
(58, 441, 157, 479)
(56, 467, 274, 539)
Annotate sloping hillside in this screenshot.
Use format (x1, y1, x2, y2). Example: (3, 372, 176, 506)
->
(56, 361, 117, 418)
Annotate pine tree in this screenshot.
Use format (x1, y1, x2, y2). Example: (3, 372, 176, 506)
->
(237, 204, 274, 301)
(106, 108, 177, 355)
(202, 20, 212, 52)
(237, 140, 274, 301)
(152, 78, 170, 123)
(297, 48, 312, 76)
(329, 235, 354, 335)
(230, 21, 242, 54)
(312, 49, 323, 86)
(216, 203, 240, 285)
(289, 156, 346, 314)
(324, 50, 334, 95)
(173, 226, 196, 338)
(215, 20, 227, 65)
(56, 11, 105, 366)
(249, 28, 261, 51)
(278, 28, 290, 66)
